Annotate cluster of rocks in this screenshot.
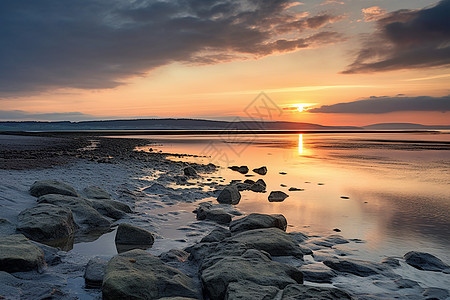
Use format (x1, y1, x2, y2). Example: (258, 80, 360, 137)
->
(229, 165, 267, 176)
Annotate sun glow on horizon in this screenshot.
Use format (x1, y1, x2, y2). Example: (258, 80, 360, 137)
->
(290, 103, 318, 112)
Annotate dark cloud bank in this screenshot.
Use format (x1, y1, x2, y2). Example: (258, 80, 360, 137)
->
(344, 0, 450, 73)
(0, 0, 343, 96)
(309, 95, 450, 114)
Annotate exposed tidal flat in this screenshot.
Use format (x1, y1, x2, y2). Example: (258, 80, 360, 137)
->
(0, 132, 449, 299)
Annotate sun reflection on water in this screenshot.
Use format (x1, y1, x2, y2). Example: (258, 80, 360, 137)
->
(298, 134, 303, 154)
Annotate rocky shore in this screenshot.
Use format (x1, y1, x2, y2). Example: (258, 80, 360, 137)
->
(0, 133, 449, 299)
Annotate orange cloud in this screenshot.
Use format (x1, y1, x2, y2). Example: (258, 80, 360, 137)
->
(362, 6, 387, 22)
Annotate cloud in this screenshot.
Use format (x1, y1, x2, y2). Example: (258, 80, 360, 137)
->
(343, 0, 450, 74)
(0, 0, 345, 96)
(361, 6, 387, 22)
(320, 0, 344, 5)
(308, 95, 450, 114)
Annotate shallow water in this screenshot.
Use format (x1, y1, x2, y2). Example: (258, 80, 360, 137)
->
(125, 131, 450, 262)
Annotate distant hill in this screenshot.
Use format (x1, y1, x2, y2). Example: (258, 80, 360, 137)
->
(364, 123, 450, 130)
(0, 118, 362, 131)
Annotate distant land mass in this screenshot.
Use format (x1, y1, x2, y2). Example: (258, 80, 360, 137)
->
(0, 119, 448, 132)
(0, 118, 360, 131)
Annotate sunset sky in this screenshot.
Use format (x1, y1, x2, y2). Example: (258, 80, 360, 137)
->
(0, 0, 449, 125)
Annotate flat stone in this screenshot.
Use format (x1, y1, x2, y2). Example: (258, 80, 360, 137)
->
(230, 213, 287, 234)
(102, 249, 199, 299)
(299, 263, 337, 283)
(422, 287, 449, 299)
(0, 234, 45, 272)
(16, 203, 76, 243)
(268, 191, 289, 202)
(227, 228, 305, 258)
(323, 257, 389, 277)
(29, 180, 78, 197)
(196, 207, 232, 224)
(217, 185, 241, 205)
(403, 251, 450, 272)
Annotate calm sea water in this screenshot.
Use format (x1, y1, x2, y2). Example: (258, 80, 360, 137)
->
(122, 131, 450, 262)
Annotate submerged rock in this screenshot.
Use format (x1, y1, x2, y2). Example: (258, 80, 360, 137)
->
(230, 213, 287, 233)
(217, 185, 241, 205)
(183, 166, 197, 177)
(115, 223, 155, 253)
(102, 249, 199, 299)
(0, 234, 45, 273)
(16, 203, 76, 243)
(29, 180, 78, 197)
(252, 166, 267, 175)
(268, 191, 289, 202)
(404, 251, 450, 272)
(82, 185, 111, 199)
(323, 257, 389, 277)
(227, 228, 305, 258)
(84, 257, 108, 288)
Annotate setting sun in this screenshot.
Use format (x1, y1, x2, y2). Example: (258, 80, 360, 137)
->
(291, 103, 318, 112)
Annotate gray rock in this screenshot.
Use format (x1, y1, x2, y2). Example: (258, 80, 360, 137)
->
(281, 284, 353, 299)
(37, 194, 112, 230)
(84, 257, 108, 288)
(323, 257, 389, 277)
(230, 213, 287, 233)
(227, 228, 305, 258)
(255, 179, 266, 187)
(102, 249, 199, 299)
(252, 166, 267, 175)
(225, 280, 279, 300)
(29, 180, 78, 197)
(16, 203, 76, 243)
(299, 264, 337, 283)
(115, 223, 154, 253)
(404, 251, 450, 272)
(83, 185, 111, 199)
(268, 191, 289, 202)
(0, 234, 45, 272)
(422, 287, 449, 299)
(196, 207, 232, 224)
(183, 166, 197, 177)
(91, 199, 129, 219)
(201, 253, 303, 299)
(217, 185, 241, 205)
(30, 240, 63, 266)
(201, 227, 232, 243)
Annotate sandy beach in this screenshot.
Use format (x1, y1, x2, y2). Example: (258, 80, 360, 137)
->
(1, 133, 449, 299)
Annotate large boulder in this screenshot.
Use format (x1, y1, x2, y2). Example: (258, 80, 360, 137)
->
(0, 234, 45, 272)
(37, 194, 111, 230)
(217, 185, 241, 205)
(102, 249, 199, 299)
(115, 223, 155, 253)
(403, 251, 450, 272)
(281, 284, 353, 299)
(91, 199, 131, 220)
(226, 228, 305, 258)
(29, 180, 78, 197)
(201, 251, 303, 300)
(230, 213, 287, 233)
(82, 186, 111, 199)
(16, 203, 76, 243)
(201, 227, 232, 243)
